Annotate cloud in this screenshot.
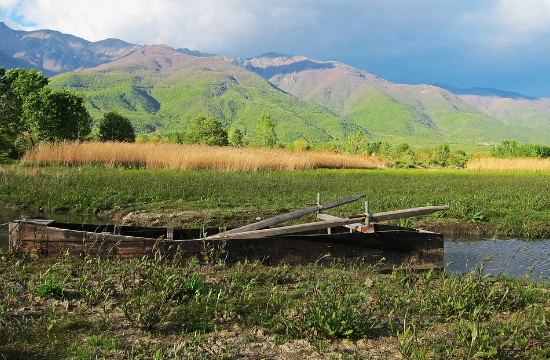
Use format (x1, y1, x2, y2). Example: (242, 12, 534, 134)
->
(463, 0, 550, 49)
(0, 0, 18, 7)
(2, 0, 550, 96)
(0, 0, 319, 55)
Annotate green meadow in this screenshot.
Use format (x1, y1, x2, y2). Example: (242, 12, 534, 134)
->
(1, 166, 549, 237)
(1, 165, 549, 359)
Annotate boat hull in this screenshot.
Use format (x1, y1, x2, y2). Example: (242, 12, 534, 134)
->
(9, 220, 443, 268)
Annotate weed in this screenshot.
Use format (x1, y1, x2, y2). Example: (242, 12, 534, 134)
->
(298, 277, 374, 340)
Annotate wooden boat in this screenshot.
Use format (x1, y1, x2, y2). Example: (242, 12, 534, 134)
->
(8, 195, 447, 269)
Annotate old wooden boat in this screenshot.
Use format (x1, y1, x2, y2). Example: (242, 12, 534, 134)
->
(8, 195, 448, 269)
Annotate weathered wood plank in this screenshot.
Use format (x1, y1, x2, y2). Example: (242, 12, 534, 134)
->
(222, 194, 365, 235)
(369, 206, 450, 222)
(8, 221, 20, 252)
(205, 217, 366, 240)
(316, 213, 363, 231)
(10, 220, 444, 269)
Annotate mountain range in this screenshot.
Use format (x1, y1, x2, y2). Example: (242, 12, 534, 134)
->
(1, 22, 549, 147)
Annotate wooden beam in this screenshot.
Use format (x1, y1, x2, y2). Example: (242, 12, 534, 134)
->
(318, 205, 450, 225)
(222, 194, 365, 235)
(316, 213, 363, 231)
(369, 206, 450, 222)
(205, 217, 366, 240)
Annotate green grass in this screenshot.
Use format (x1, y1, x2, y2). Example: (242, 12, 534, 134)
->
(0, 252, 548, 359)
(1, 165, 549, 237)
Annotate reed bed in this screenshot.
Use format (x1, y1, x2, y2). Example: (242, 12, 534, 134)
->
(21, 142, 388, 170)
(466, 157, 550, 172)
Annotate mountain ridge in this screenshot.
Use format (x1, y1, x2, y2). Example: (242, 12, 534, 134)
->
(1, 22, 549, 146)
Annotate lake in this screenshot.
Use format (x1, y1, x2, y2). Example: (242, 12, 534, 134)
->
(2, 208, 549, 282)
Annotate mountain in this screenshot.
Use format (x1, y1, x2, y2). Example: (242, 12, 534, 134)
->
(433, 83, 536, 100)
(1, 22, 549, 146)
(433, 84, 550, 132)
(48, 45, 345, 143)
(0, 22, 141, 75)
(235, 54, 550, 145)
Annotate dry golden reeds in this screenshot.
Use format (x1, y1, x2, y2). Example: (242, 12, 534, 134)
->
(22, 142, 388, 171)
(466, 157, 550, 172)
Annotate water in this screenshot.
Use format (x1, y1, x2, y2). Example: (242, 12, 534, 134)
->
(445, 237, 550, 282)
(2, 207, 549, 282)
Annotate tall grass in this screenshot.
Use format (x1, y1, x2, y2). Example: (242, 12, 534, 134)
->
(22, 142, 388, 171)
(467, 157, 550, 172)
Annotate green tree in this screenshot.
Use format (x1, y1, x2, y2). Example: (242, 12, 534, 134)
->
(184, 115, 228, 146)
(0, 68, 49, 156)
(98, 111, 136, 142)
(228, 127, 244, 147)
(255, 113, 277, 147)
(433, 143, 451, 166)
(344, 131, 367, 154)
(22, 88, 92, 144)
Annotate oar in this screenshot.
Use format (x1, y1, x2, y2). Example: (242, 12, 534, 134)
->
(215, 194, 365, 236)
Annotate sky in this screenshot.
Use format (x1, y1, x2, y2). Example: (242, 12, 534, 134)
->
(1, 0, 550, 98)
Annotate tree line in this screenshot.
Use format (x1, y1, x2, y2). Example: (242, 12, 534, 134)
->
(491, 140, 550, 158)
(0, 68, 135, 159)
(140, 113, 278, 148)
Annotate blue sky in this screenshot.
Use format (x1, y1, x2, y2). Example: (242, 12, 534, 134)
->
(2, 0, 550, 98)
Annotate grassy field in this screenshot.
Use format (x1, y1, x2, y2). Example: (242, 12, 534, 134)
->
(1, 165, 549, 237)
(1, 252, 549, 359)
(2, 159, 550, 359)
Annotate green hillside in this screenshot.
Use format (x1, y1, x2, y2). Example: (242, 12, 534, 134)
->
(344, 89, 440, 141)
(49, 46, 345, 144)
(260, 58, 550, 146)
(47, 47, 550, 147)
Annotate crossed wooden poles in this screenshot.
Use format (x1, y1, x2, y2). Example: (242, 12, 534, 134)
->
(206, 194, 449, 240)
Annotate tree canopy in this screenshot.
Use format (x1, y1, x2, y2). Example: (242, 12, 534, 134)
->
(1, 67, 92, 157)
(255, 113, 277, 147)
(184, 115, 228, 146)
(98, 111, 136, 142)
(23, 88, 92, 143)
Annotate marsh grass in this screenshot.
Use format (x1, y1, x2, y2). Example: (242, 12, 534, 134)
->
(1, 165, 548, 237)
(22, 141, 388, 171)
(0, 251, 548, 359)
(467, 157, 550, 172)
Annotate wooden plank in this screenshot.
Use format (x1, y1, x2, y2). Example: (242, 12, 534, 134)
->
(205, 217, 366, 240)
(369, 206, 450, 222)
(318, 205, 450, 226)
(316, 213, 363, 231)
(8, 221, 20, 252)
(222, 194, 365, 235)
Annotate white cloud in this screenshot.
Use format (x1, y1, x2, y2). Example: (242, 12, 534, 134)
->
(0, 0, 319, 54)
(0, 0, 19, 7)
(464, 0, 550, 49)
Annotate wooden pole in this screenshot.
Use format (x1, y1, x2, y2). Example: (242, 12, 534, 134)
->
(221, 194, 365, 235)
(205, 217, 366, 240)
(369, 205, 450, 222)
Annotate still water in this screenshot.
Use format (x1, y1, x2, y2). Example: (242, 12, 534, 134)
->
(445, 237, 550, 282)
(1, 208, 549, 282)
